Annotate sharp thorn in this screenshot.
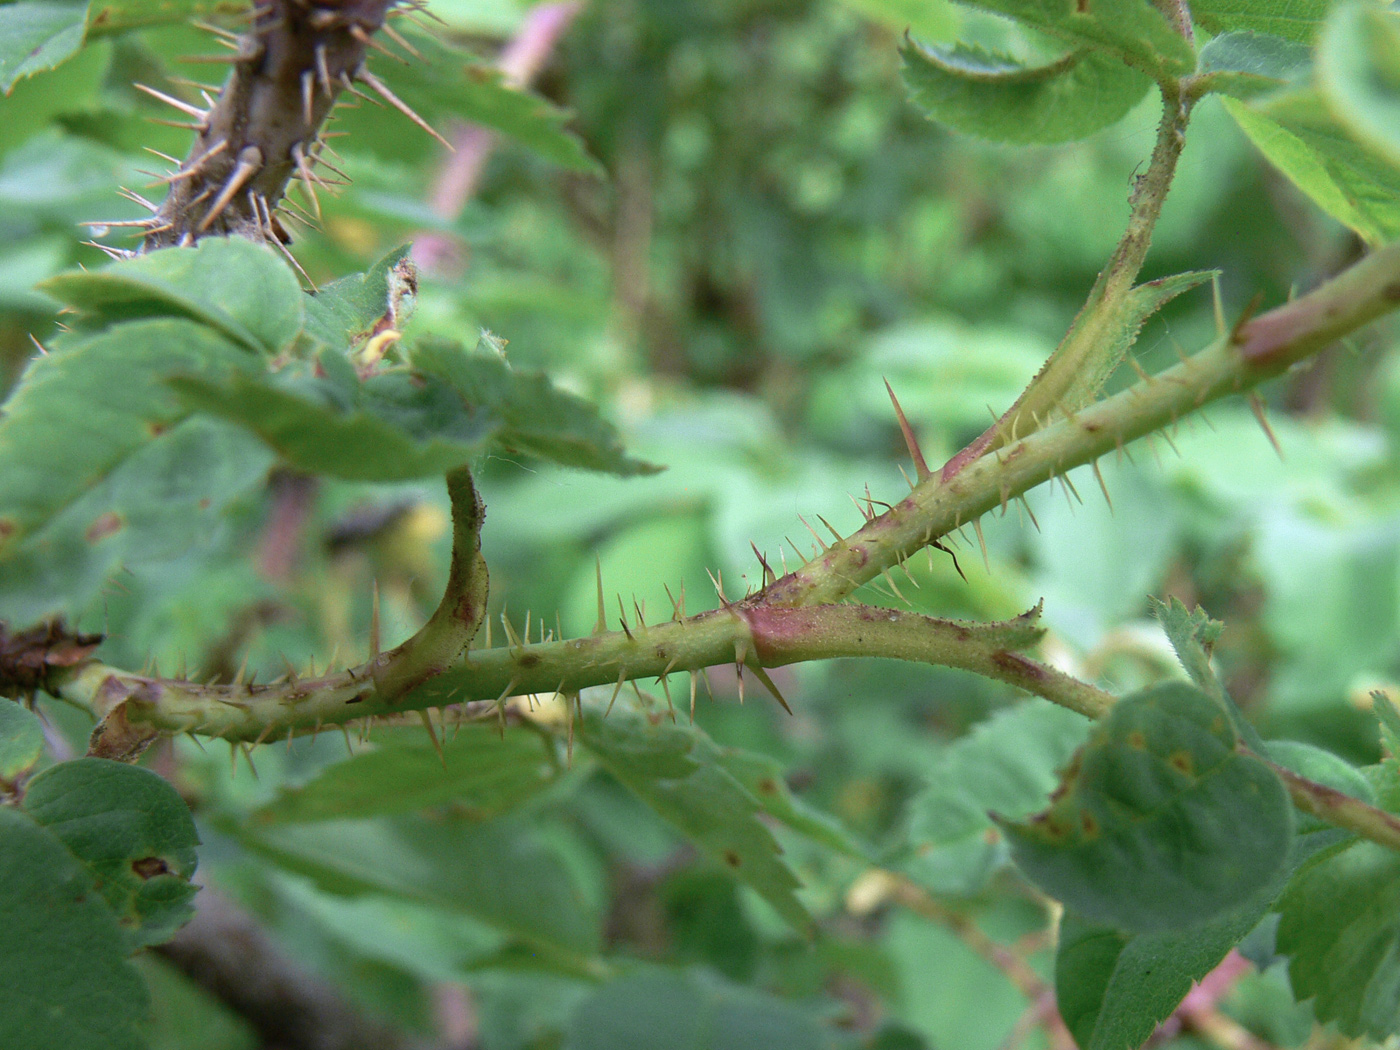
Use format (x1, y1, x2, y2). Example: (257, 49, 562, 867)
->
(418, 709, 445, 766)
(1249, 392, 1284, 460)
(197, 145, 262, 232)
(355, 66, 454, 150)
(134, 82, 208, 119)
(884, 378, 932, 480)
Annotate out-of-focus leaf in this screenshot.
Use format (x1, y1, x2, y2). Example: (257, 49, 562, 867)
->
(1190, 0, 1333, 42)
(1221, 91, 1400, 245)
(41, 238, 305, 353)
(0, 807, 149, 1050)
(85, 0, 237, 33)
(0, 1, 87, 92)
(1198, 31, 1312, 99)
(336, 28, 600, 173)
(0, 318, 256, 555)
(902, 40, 1149, 143)
(1276, 838, 1400, 1039)
(581, 711, 810, 931)
(170, 368, 483, 482)
(410, 335, 661, 476)
(1003, 683, 1294, 932)
(235, 814, 602, 961)
(564, 968, 852, 1050)
(902, 701, 1090, 895)
(0, 417, 273, 622)
(0, 698, 45, 783)
(24, 758, 199, 951)
(954, 0, 1194, 78)
(1058, 819, 1349, 1050)
(250, 724, 559, 824)
(715, 747, 871, 860)
(1317, 2, 1400, 167)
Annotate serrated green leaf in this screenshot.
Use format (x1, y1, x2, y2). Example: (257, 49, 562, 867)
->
(1153, 597, 1270, 756)
(0, 698, 44, 783)
(0, 807, 149, 1050)
(581, 711, 810, 931)
(1317, 2, 1400, 167)
(901, 40, 1149, 144)
(335, 28, 600, 174)
(40, 238, 305, 353)
(1221, 91, 1400, 245)
(956, 0, 1194, 79)
(0, 417, 273, 622)
(564, 967, 852, 1050)
(24, 758, 199, 951)
(170, 368, 483, 482)
(411, 336, 662, 476)
(1276, 838, 1400, 1039)
(1198, 31, 1312, 100)
(250, 724, 559, 824)
(0, 1, 87, 92)
(1153, 596, 1225, 696)
(1191, 0, 1335, 44)
(714, 747, 871, 860)
(235, 814, 602, 961)
(0, 318, 256, 555)
(903, 701, 1091, 896)
(302, 244, 415, 353)
(998, 270, 1214, 456)
(1003, 682, 1294, 932)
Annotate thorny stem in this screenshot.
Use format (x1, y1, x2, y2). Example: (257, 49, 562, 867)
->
(142, 0, 401, 249)
(762, 238, 1400, 609)
(940, 83, 1194, 481)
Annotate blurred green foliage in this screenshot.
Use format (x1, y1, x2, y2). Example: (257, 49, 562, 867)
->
(4, 0, 1400, 1047)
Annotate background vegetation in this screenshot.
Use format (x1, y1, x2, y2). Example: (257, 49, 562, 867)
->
(2, 0, 1399, 1047)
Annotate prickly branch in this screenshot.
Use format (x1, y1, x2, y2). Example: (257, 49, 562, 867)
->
(138, 0, 427, 251)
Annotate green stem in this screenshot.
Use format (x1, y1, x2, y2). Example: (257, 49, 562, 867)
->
(1266, 758, 1400, 853)
(939, 84, 1193, 482)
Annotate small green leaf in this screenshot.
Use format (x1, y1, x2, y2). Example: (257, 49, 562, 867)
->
(1153, 597, 1269, 755)
(582, 711, 810, 931)
(902, 40, 1149, 144)
(1198, 31, 1312, 99)
(1221, 91, 1400, 245)
(0, 807, 149, 1050)
(0, 698, 45, 783)
(1003, 682, 1294, 932)
(24, 758, 200, 951)
(903, 701, 1091, 896)
(0, 1, 87, 92)
(302, 244, 415, 353)
(40, 238, 305, 354)
(1191, 0, 1335, 44)
(250, 724, 559, 824)
(0, 318, 256, 554)
(1276, 839, 1400, 1039)
(564, 968, 852, 1050)
(1317, 1, 1400, 167)
(235, 814, 602, 961)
